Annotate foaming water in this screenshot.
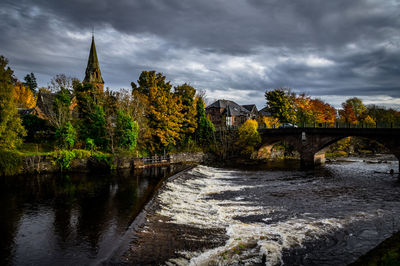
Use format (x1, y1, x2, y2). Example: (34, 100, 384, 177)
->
(155, 156, 400, 265)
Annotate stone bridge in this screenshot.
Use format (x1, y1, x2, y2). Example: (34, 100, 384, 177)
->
(257, 128, 400, 170)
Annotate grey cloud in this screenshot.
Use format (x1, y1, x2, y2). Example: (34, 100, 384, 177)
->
(0, 0, 399, 109)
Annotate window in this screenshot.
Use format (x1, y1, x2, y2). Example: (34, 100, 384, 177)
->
(226, 116, 232, 126)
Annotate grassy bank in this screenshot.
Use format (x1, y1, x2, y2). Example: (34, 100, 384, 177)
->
(350, 231, 400, 266)
(0, 150, 24, 176)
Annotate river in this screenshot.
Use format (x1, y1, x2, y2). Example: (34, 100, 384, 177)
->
(0, 165, 187, 266)
(1, 156, 400, 265)
(121, 155, 400, 265)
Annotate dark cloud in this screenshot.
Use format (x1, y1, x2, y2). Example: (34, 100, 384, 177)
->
(0, 0, 399, 109)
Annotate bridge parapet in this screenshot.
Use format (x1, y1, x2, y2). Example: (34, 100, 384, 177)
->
(257, 128, 400, 171)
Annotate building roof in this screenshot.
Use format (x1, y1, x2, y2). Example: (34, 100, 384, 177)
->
(18, 108, 35, 116)
(242, 104, 258, 113)
(83, 36, 104, 84)
(259, 106, 272, 116)
(206, 99, 250, 116)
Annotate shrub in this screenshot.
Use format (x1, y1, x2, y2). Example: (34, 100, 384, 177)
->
(0, 150, 24, 176)
(50, 150, 76, 171)
(73, 149, 91, 159)
(85, 138, 95, 153)
(55, 122, 76, 149)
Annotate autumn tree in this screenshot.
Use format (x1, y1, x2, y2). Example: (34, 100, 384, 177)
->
(339, 97, 367, 124)
(265, 88, 296, 123)
(294, 94, 313, 124)
(294, 94, 336, 125)
(174, 83, 198, 141)
(339, 97, 368, 124)
(310, 98, 336, 124)
(131, 71, 189, 153)
(13, 82, 36, 108)
(262, 116, 281, 128)
(24, 72, 37, 94)
(235, 119, 261, 156)
(147, 84, 184, 153)
(0, 56, 26, 149)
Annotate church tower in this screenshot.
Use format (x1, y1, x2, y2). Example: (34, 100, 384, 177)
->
(83, 35, 104, 92)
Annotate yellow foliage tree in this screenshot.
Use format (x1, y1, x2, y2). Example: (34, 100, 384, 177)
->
(174, 84, 198, 136)
(262, 116, 281, 128)
(13, 82, 36, 108)
(148, 85, 184, 152)
(236, 119, 261, 156)
(364, 115, 376, 127)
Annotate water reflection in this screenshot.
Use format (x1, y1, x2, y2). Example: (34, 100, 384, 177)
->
(0, 165, 185, 266)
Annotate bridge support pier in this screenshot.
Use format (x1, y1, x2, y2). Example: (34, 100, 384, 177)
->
(300, 151, 325, 168)
(395, 153, 400, 174)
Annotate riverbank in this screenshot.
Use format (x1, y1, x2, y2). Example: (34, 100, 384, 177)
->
(115, 155, 400, 265)
(350, 230, 400, 265)
(0, 149, 205, 176)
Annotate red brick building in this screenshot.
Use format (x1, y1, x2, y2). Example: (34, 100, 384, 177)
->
(206, 100, 258, 127)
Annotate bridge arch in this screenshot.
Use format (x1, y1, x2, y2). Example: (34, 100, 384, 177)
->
(257, 128, 400, 172)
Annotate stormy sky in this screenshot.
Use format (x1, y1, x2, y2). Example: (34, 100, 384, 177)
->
(1, 0, 400, 109)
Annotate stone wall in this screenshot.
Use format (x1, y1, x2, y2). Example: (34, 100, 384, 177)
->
(169, 152, 205, 164)
(17, 152, 205, 175)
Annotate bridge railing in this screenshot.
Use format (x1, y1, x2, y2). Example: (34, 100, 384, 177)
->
(140, 155, 170, 165)
(258, 122, 400, 129)
(218, 122, 400, 131)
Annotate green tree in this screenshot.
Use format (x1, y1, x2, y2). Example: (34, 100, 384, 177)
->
(74, 82, 108, 149)
(115, 109, 139, 151)
(265, 88, 296, 123)
(80, 104, 108, 149)
(55, 121, 77, 149)
(22, 114, 47, 142)
(195, 98, 215, 145)
(132, 71, 172, 96)
(24, 72, 37, 94)
(0, 56, 26, 149)
(235, 119, 261, 156)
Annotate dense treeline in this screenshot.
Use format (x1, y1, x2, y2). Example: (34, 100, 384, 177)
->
(38, 71, 214, 154)
(1, 54, 400, 171)
(0, 56, 216, 173)
(262, 88, 400, 127)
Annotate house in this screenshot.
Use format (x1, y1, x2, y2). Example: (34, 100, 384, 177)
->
(206, 99, 258, 127)
(258, 106, 272, 117)
(241, 104, 258, 120)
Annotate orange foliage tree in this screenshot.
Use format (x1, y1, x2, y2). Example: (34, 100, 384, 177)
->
(13, 82, 36, 108)
(295, 94, 336, 125)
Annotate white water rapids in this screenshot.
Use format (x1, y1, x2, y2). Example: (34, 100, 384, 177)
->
(153, 157, 400, 265)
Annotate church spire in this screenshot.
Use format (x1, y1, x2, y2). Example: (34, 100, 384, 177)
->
(84, 35, 104, 91)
